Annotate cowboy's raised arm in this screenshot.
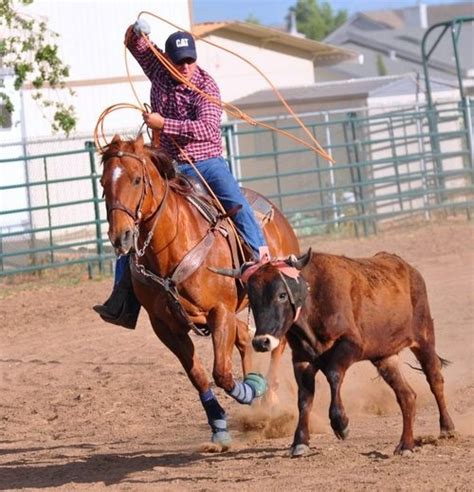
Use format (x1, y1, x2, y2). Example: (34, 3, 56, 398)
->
(124, 19, 164, 81)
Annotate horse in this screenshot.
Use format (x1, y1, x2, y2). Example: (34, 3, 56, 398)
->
(99, 134, 300, 449)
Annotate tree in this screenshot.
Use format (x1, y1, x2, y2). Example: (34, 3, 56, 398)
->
(0, 0, 76, 135)
(287, 0, 347, 41)
(245, 14, 261, 25)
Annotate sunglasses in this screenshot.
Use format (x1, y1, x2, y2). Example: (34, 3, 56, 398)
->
(175, 57, 196, 66)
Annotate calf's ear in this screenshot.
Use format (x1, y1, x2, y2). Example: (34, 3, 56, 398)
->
(287, 248, 312, 270)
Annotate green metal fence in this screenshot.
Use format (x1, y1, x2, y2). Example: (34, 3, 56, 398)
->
(1, 99, 473, 277)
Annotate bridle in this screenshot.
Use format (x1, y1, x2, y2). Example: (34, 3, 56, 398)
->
(102, 149, 169, 257)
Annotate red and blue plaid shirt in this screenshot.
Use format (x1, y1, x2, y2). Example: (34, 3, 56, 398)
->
(128, 33, 223, 162)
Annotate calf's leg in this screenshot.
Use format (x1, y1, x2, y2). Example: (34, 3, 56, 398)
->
(411, 344, 455, 437)
(291, 360, 317, 457)
(319, 339, 362, 440)
(372, 354, 417, 455)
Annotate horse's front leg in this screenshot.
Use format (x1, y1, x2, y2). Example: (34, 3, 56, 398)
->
(148, 315, 231, 449)
(209, 305, 267, 405)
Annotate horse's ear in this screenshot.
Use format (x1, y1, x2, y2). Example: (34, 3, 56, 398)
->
(111, 134, 121, 144)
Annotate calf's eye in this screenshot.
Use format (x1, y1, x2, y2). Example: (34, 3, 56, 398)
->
(278, 292, 287, 301)
(133, 176, 142, 186)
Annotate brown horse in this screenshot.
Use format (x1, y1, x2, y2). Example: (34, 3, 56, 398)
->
(99, 134, 299, 448)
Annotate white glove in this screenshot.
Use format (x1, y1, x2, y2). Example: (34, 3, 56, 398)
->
(133, 19, 150, 36)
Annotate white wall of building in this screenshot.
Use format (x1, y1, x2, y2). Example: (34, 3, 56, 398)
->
(13, 0, 191, 140)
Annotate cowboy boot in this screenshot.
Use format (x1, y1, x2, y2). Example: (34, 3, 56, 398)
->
(93, 259, 140, 329)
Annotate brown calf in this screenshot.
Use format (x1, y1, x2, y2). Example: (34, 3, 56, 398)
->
(246, 249, 455, 457)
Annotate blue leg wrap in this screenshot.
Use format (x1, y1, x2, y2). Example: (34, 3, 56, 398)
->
(200, 389, 231, 445)
(227, 381, 255, 405)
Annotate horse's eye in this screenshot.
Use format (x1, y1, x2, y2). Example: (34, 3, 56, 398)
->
(278, 292, 287, 301)
(133, 176, 142, 186)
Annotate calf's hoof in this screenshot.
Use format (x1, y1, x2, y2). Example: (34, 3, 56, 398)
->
(394, 442, 414, 456)
(333, 424, 350, 440)
(290, 444, 310, 458)
(440, 429, 457, 440)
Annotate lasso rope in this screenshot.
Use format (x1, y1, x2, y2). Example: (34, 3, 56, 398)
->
(94, 11, 334, 163)
(136, 10, 334, 163)
(93, 11, 335, 259)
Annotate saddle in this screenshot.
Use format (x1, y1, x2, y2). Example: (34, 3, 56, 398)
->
(175, 172, 274, 264)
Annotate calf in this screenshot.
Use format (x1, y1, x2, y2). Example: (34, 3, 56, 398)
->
(246, 249, 455, 457)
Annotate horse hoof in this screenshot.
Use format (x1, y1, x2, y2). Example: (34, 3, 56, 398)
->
(212, 430, 232, 449)
(244, 372, 267, 398)
(290, 444, 309, 458)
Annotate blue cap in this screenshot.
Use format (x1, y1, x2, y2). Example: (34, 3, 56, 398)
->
(165, 31, 197, 64)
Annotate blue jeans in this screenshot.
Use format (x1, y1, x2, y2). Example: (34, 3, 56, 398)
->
(178, 156, 266, 257)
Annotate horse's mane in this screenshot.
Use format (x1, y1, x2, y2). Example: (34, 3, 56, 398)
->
(101, 137, 173, 177)
(101, 136, 194, 196)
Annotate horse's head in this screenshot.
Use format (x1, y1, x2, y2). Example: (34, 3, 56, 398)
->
(100, 134, 174, 255)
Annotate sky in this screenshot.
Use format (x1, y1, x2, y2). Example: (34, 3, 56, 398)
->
(193, 0, 470, 25)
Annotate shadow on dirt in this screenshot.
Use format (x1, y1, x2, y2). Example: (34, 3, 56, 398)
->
(0, 445, 214, 490)
(0, 444, 285, 489)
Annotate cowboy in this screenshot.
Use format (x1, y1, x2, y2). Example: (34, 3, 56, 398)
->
(94, 19, 267, 328)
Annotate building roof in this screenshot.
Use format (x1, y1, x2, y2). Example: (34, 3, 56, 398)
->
(324, 3, 474, 81)
(230, 74, 457, 109)
(363, 2, 474, 29)
(192, 21, 357, 66)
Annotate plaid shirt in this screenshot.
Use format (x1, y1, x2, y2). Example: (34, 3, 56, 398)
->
(128, 33, 223, 162)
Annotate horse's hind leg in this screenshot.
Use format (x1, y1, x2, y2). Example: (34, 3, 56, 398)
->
(372, 355, 417, 455)
(149, 316, 231, 448)
(235, 317, 252, 376)
(411, 342, 455, 437)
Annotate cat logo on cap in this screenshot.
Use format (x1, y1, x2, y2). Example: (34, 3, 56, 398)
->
(176, 38, 189, 47)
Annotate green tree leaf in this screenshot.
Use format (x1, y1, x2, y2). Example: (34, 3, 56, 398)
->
(287, 0, 347, 41)
(0, 0, 77, 135)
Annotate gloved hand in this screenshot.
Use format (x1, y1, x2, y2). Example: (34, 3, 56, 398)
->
(133, 18, 150, 36)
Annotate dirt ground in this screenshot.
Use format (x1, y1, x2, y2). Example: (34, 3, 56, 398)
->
(1, 219, 473, 491)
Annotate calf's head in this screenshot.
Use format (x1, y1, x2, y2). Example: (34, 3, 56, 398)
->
(247, 249, 312, 352)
